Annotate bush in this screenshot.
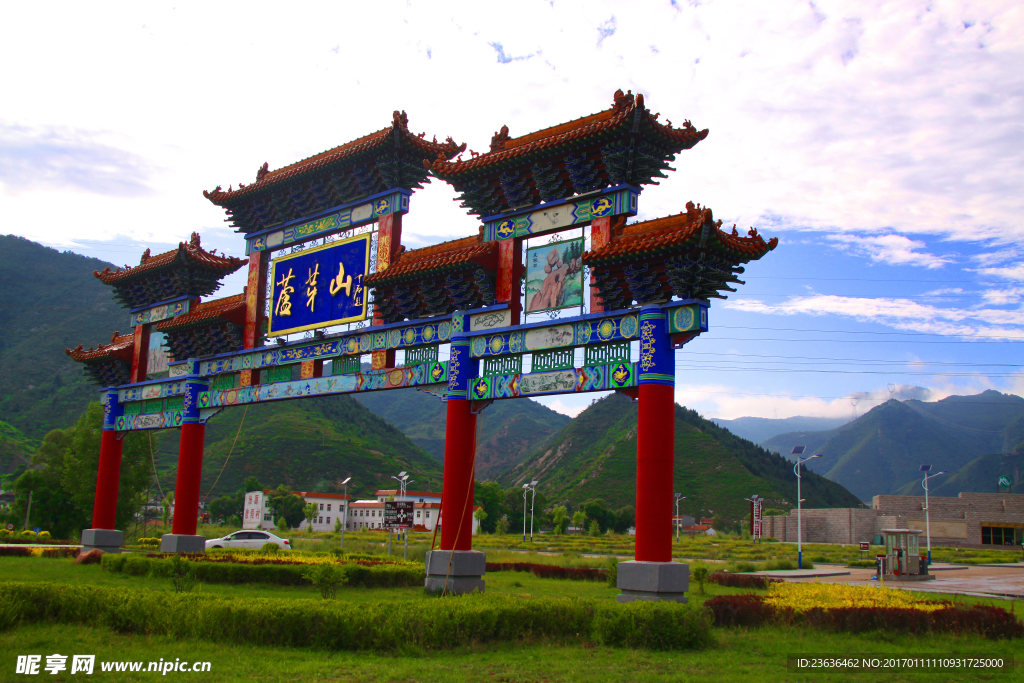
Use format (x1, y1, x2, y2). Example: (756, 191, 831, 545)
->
(302, 564, 344, 599)
(705, 594, 780, 628)
(137, 537, 161, 547)
(485, 562, 608, 582)
(20, 530, 35, 538)
(708, 572, 780, 590)
(262, 543, 280, 554)
(41, 548, 80, 559)
(0, 582, 715, 652)
(168, 556, 198, 594)
(0, 547, 33, 558)
(691, 565, 709, 595)
(606, 559, 619, 588)
(276, 517, 289, 532)
(0, 528, 10, 538)
(37, 531, 51, 540)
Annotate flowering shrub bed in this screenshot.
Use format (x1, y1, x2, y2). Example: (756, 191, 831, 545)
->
(101, 553, 422, 588)
(40, 548, 80, 559)
(0, 581, 714, 652)
(486, 562, 608, 582)
(0, 547, 34, 558)
(708, 572, 781, 590)
(705, 584, 1022, 639)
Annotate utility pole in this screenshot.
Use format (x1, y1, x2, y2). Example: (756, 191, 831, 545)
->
(340, 477, 351, 551)
(23, 491, 33, 531)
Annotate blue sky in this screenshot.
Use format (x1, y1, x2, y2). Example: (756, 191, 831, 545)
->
(1, 0, 1021, 419)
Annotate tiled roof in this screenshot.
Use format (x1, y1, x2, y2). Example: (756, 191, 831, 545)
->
(65, 332, 135, 364)
(585, 202, 778, 263)
(364, 234, 498, 285)
(204, 111, 464, 205)
(374, 489, 442, 498)
(94, 233, 247, 285)
(156, 293, 247, 332)
(260, 489, 351, 501)
(427, 89, 708, 177)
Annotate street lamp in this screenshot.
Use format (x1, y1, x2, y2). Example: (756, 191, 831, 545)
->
(920, 465, 947, 564)
(522, 480, 538, 542)
(674, 493, 686, 542)
(792, 447, 823, 570)
(340, 477, 351, 550)
(744, 495, 762, 544)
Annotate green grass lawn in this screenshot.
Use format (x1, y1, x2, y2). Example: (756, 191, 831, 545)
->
(1, 623, 1018, 682)
(0, 555, 1021, 682)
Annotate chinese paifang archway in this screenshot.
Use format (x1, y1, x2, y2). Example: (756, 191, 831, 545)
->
(67, 91, 776, 600)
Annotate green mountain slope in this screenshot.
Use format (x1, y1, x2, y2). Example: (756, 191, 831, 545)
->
(0, 420, 37, 478)
(352, 389, 570, 478)
(499, 394, 860, 519)
(153, 395, 443, 501)
(762, 392, 1024, 501)
(0, 235, 126, 440)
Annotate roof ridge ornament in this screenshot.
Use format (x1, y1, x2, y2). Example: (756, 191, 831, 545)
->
(490, 125, 511, 152)
(256, 162, 270, 181)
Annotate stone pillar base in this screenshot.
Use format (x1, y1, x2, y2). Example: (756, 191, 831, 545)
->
(617, 560, 689, 603)
(80, 528, 123, 553)
(160, 534, 206, 554)
(424, 550, 485, 594)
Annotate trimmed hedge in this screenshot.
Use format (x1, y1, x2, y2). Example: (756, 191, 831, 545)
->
(486, 562, 608, 582)
(41, 548, 80, 559)
(0, 548, 34, 558)
(101, 553, 422, 588)
(0, 582, 714, 652)
(704, 594, 1022, 639)
(708, 572, 782, 590)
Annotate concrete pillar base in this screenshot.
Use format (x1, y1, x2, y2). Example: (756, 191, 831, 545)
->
(160, 534, 206, 554)
(80, 528, 124, 553)
(424, 549, 485, 594)
(616, 560, 689, 603)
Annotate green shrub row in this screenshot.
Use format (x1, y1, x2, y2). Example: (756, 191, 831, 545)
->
(101, 553, 422, 588)
(0, 581, 713, 652)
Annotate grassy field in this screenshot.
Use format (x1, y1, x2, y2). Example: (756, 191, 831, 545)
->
(0, 554, 1020, 682)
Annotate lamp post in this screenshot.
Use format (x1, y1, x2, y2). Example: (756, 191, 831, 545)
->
(744, 495, 761, 544)
(792, 447, 823, 570)
(522, 480, 538, 542)
(340, 477, 351, 550)
(920, 465, 947, 564)
(674, 493, 686, 542)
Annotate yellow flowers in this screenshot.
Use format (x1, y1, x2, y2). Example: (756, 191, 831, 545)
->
(764, 583, 945, 613)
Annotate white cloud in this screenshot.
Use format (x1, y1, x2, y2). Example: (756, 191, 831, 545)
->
(826, 234, 951, 269)
(726, 294, 1024, 338)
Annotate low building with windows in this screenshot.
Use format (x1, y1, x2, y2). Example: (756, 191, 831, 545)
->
(242, 490, 350, 532)
(763, 492, 1024, 548)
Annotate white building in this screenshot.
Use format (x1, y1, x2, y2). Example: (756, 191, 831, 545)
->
(242, 488, 480, 534)
(243, 490, 350, 532)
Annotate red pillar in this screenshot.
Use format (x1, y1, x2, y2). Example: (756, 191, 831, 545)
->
(439, 399, 478, 551)
(634, 383, 675, 562)
(91, 430, 124, 530)
(372, 213, 403, 369)
(241, 249, 267, 387)
(130, 324, 150, 382)
(171, 423, 206, 536)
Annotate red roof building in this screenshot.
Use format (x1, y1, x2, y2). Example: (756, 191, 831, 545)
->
(584, 202, 778, 309)
(364, 233, 499, 322)
(93, 232, 247, 309)
(204, 111, 464, 233)
(65, 332, 135, 387)
(156, 292, 249, 359)
(426, 89, 709, 217)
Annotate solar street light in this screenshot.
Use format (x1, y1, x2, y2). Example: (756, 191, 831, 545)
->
(674, 494, 686, 541)
(522, 481, 538, 542)
(340, 477, 352, 550)
(921, 467, 948, 563)
(793, 450, 825, 569)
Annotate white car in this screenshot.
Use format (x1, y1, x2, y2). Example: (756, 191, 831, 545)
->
(205, 530, 291, 550)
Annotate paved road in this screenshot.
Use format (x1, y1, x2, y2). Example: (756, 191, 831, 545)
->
(762, 564, 1024, 600)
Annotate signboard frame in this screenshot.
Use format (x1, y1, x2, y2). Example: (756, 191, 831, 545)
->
(268, 232, 371, 336)
(384, 501, 414, 529)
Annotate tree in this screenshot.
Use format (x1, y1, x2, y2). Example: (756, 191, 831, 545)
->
(588, 519, 602, 537)
(161, 492, 174, 528)
(473, 507, 487, 533)
(474, 481, 504, 534)
(276, 516, 289, 532)
(303, 501, 319, 532)
(581, 498, 615, 533)
(495, 515, 510, 535)
(208, 494, 241, 523)
(613, 505, 635, 534)
(333, 517, 342, 533)
(503, 486, 526, 535)
(268, 486, 305, 528)
(60, 403, 154, 531)
(571, 510, 586, 535)
(551, 506, 568, 535)
(242, 476, 263, 493)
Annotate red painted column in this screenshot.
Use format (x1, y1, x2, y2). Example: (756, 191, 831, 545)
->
(439, 398, 478, 551)
(130, 324, 150, 382)
(171, 423, 206, 536)
(371, 213, 403, 369)
(634, 305, 675, 563)
(240, 250, 267, 387)
(495, 237, 524, 326)
(92, 430, 124, 529)
(438, 315, 478, 552)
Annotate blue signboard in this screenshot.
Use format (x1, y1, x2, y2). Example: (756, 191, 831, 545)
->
(268, 234, 370, 336)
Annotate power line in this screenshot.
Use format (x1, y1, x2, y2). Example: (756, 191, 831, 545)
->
(713, 325, 1024, 340)
(681, 351, 1020, 367)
